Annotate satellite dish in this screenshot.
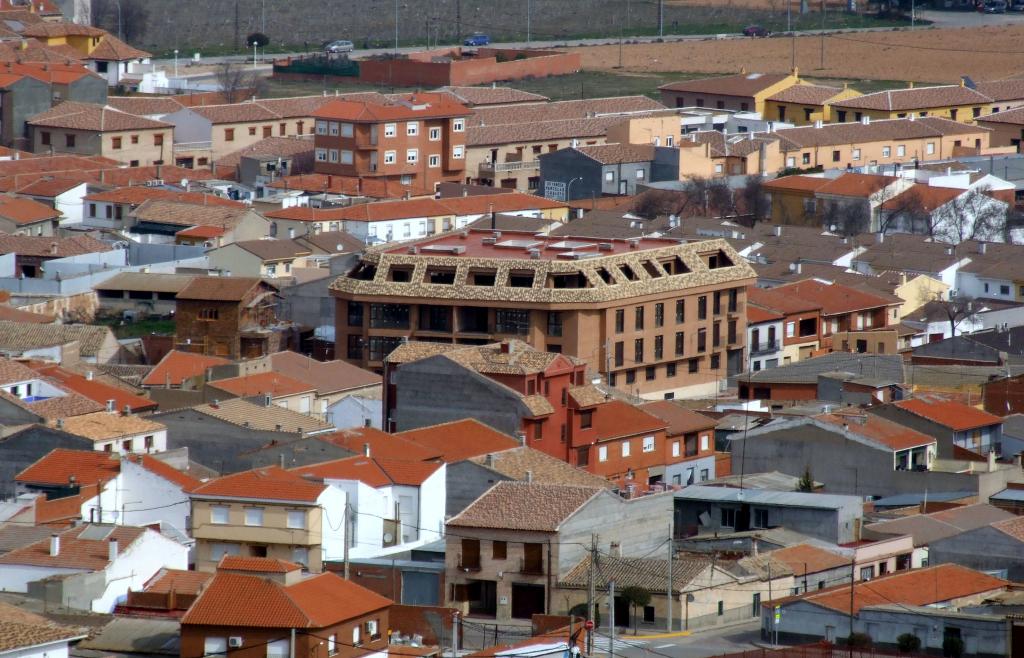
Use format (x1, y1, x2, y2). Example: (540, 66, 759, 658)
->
(383, 532, 394, 543)
(181, 178, 189, 188)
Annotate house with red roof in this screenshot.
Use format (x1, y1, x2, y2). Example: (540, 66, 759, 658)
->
(745, 302, 784, 373)
(871, 396, 1004, 459)
(179, 557, 392, 658)
(187, 465, 347, 573)
(292, 452, 445, 558)
(206, 371, 317, 414)
(0, 523, 188, 612)
(142, 350, 231, 390)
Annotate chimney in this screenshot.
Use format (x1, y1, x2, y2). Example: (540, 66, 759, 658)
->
(484, 453, 494, 468)
(609, 541, 621, 557)
(988, 449, 997, 472)
(773, 225, 782, 237)
(106, 399, 116, 413)
(279, 453, 285, 468)
(108, 539, 118, 561)
(516, 431, 527, 446)
(263, 394, 272, 407)
(814, 120, 823, 129)
(363, 442, 371, 457)
(49, 534, 59, 556)
(876, 232, 885, 244)
(122, 404, 131, 416)
(85, 371, 93, 380)
(979, 242, 987, 255)
(525, 469, 533, 483)
(752, 538, 759, 556)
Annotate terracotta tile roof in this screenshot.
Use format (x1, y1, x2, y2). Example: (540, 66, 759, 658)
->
(189, 465, 326, 502)
(214, 136, 314, 170)
(766, 84, 846, 105)
(320, 426, 437, 460)
(469, 96, 666, 128)
(0, 304, 53, 323)
(880, 185, 963, 213)
(747, 284, 821, 315)
(228, 239, 312, 261)
(184, 94, 373, 125)
(769, 543, 851, 575)
(16, 448, 119, 486)
(22, 22, 105, 37)
(142, 351, 230, 387)
(181, 570, 391, 628)
(659, 72, 792, 97)
(266, 172, 427, 199)
(83, 186, 243, 207)
(567, 385, 606, 409)
(293, 230, 366, 255)
(33, 483, 99, 524)
(28, 101, 168, 131)
(793, 564, 1006, 614)
(768, 278, 899, 316)
(468, 114, 629, 147)
(469, 446, 612, 488)
(762, 175, 832, 193)
(587, 399, 666, 443)
(208, 371, 315, 398)
(395, 418, 521, 462)
(0, 60, 97, 85)
(14, 176, 85, 197)
(990, 515, 1024, 542)
(293, 455, 442, 487)
(976, 105, 1024, 125)
(93, 271, 195, 296)
(866, 503, 1014, 546)
(269, 351, 381, 394)
(448, 481, 601, 531)
(972, 78, 1024, 102)
(437, 86, 549, 106)
(0, 194, 58, 225)
(0, 620, 85, 652)
(29, 362, 155, 409)
(747, 303, 784, 323)
(175, 276, 263, 301)
(0, 524, 146, 570)
(126, 453, 202, 490)
(0, 387, 103, 419)
(816, 173, 898, 198)
(681, 130, 779, 158)
(142, 568, 212, 595)
(106, 96, 186, 116)
(814, 413, 935, 451)
(562, 553, 709, 592)
(438, 340, 581, 376)
(574, 143, 655, 165)
(87, 34, 150, 61)
(892, 398, 1002, 431)
(314, 92, 470, 122)
(53, 411, 164, 442)
(0, 233, 110, 257)
(175, 225, 225, 238)
(775, 116, 982, 150)
(219, 555, 300, 573)
(0, 356, 44, 383)
(132, 198, 251, 228)
(192, 398, 334, 434)
(831, 85, 992, 112)
(639, 401, 715, 436)
(267, 193, 564, 223)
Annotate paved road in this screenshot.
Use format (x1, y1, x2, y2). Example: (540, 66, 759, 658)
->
(587, 622, 763, 658)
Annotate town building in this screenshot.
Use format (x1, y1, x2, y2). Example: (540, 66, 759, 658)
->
(763, 83, 862, 126)
(538, 143, 679, 200)
(311, 92, 471, 193)
(658, 71, 800, 115)
(870, 397, 1004, 458)
(27, 101, 172, 166)
(0, 195, 62, 236)
(20, 23, 151, 88)
(0, 61, 108, 150)
(828, 84, 993, 124)
(331, 230, 756, 399)
(929, 516, 1024, 580)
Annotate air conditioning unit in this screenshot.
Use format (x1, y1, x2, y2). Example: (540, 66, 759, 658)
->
(228, 638, 243, 648)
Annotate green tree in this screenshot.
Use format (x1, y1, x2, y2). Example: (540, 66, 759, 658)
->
(798, 466, 814, 492)
(897, 634, 922, 654)
(619, 586, 652, 636)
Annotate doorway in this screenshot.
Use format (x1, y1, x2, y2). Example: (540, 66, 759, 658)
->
(511, 583, 545, 619)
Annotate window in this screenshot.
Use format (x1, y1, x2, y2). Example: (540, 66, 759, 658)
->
(428, 154, 440, 168)
(786, 156, 796, 168)
(852, 148, 861, 160)
(352, 626, 362, 646)
(211, 505, 229, 524)
(672, 441, 680, 457)
(654, 303, 664, 327)
(1000, 284, 1010, 296)
(366, 620, 380, 640)
(204, 638, 228, 658)
(598, 445, 608, 462)
(533, 420, 543, 439)
(926, 142, 935, 155)
(786, 321, 795, 337)
(267, 640, 289, 658)
(710, 353, 720, 369)
(643, 436, 655, 452)
(111, 136, 121, 149)
(700, 434, 709, 452)
(384, 150, 396, 164)
(248, 126, 257, 136)
(697, 295, 707, 320)
(406, 121, 419, 136)
(66, 133, 76, 148)
(328, 149, 339, 163)
(429, 126, 441, 141)
(496, 308, 530, 334)
(614, 341, 624, 367)
(245, 507, 263, 526)
(832, 150, 840, 162)
(635, 306, 644, 330)
(860, 566, 875, 581)
(625, 369, 636, 384)
(604, 171, 614, 182)
(697, 328, 707, 353)
(675, 299, 685, 323)
(493, 540, 507, 559)
(315, 120, 328, 135)
(721, 508, 736, 527)
(635, 338, 644, 363)
(41, 131, 51, 146)
(224, 128, 234, 142)
(154, 133, 164, 146)
(453, 145, 465, 159)
(645, 366, 656, 381)
(882, 145, 891, 158)
(635, 168, 645, 180)
(130, 134, 139, 145)
(675, 331, 685, 356)
(654, 335, 663, 359)
(802, 153, 810, 165)
(622, 441, 631, 457)
(328, 121, 340, 136)
(287, 510, 305, 529)
(753, 508, 769, 528)
(580, 410, 593, 429)
(667, 362, 676, 377)
(453, 118, 465, 132)
(615, 309, 625, 333)
(328, 635, 337, 656)
(897, 145, 906, 157)
(406, 149, 418, 164)
(384, 123, 397, 138)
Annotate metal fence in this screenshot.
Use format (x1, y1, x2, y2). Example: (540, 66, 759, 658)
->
(713, 644, 932, 658)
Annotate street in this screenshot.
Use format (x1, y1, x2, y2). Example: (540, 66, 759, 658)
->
(588, 623, 763, 658)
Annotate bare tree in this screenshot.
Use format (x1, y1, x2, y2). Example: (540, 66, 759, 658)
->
(824, 198, 871, 237)
(631, 189, 681, 220)
(931, 186, 1009, 245)
(877, 187, 932, 236)
(678, 176, 734, 217)
(920, 289, 978, 338)
(215, 62, 264, 104)
(738, 174, 769, 222)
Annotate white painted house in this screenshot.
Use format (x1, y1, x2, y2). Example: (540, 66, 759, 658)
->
(746, 304, 785, 373)
(293, 455, 446, 559)
(0, 524, 188, 612)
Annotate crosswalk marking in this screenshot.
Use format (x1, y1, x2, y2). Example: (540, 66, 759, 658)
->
(589, 636, 649, 654)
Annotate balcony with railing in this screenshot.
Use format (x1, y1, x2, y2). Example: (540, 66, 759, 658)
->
(173, 141, 213, 153)
(458, 553, 481, 571)
(479, 159, 540, 175)
(750, 340, 779, 356)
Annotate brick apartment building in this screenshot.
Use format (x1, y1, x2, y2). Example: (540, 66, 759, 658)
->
(331, 229, 756, 399)
(312, 92, 471, 193)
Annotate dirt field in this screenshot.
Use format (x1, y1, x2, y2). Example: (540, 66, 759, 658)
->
(573, 24, 1024, 84)
(665, 0, 847, 8)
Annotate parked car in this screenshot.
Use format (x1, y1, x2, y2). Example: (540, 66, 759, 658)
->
(463, 33, 490, 46)
(325, 39, 354, 53)
(983, 0, 1007, 11)
(742, 25, 770, 37)
(1009, 0, 1024, 10)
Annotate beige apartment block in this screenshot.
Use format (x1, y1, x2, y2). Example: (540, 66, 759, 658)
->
(28, 101, 173, 166)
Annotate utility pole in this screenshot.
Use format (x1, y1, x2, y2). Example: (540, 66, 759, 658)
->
(456, 0, 462, 40)
(587, 534, 597, 655)
(848, 559, 856, 652)
(527, 0, 531, 44)
(609, 580, 616, 658)
(666, 522, 674, 632)
(395, 0, 400, 53)
(658, 0, 664, 37)
(820, 0, 826, 70)
(767, 561, 773, 646)
(787, 0, 792, 32)
(343, 502, 352, 579)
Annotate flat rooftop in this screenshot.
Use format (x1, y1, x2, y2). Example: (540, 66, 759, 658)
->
(384, 229, 681, 260)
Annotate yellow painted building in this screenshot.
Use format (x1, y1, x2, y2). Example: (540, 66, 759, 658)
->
(764, 84, 862, 126)
(894, 274, 949, 318)
(659, 69, 801, 116)
(830, 83, 994, 125)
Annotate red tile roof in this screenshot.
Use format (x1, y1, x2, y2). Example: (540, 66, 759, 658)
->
(395, 418, 520, 462)
(638, 401, 714, 436)
(314, 92, 470, 122)
(0, 524, 146, 570)
(747, 284, 822, 315)
(219, 555, 301, 573)
(16, 448, 119, 486)
(142, 568, 212, 595)
(29, 363, 157, 412)
(207, 372, 315, 398)
(769, 543, 851, 575)
(794, 564, 1006, 614)
(769, 279, 899, 316)
(188, 466, 326, 503)
(747, 303, 784, 324)
(142, 350, 230, 387)
(266, 172, 428, 200)
(319, 427, 442, 461)
(815, 412, 935, 451)
(181, 570, 391, 628)
(293, 456, 442, 487)
(817, 173, 898, 198)
(125, 454, 201, 490)
(0, 195, 60, 225)
(33, 483, 99, 524)
(892, 398, 1002, 431)
(880, 185, 964, 213)
(175, 225, 226, 238)
(586, 400, 666, 444)
(83, 186, 243, 207)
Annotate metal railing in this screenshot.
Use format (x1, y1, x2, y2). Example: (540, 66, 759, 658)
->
(479, 159, 540, 174)
(750, 340, 779, 355)
(173, 141, 213, 152)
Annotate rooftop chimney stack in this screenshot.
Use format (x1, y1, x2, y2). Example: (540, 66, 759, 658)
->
(363, 443, 371, 457)
(49, 534, 59, 556)
(108, 539, 118, 561)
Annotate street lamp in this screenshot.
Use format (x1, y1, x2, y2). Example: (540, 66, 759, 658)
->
(173, 49, 179, 78)
(566, 176, 582, 201)
(252, 40, 258, 69)
(395, 0, 400, 53)
(113, 0, 123, 41)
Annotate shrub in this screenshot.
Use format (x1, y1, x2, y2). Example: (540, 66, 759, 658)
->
(897, 634, 921, 653)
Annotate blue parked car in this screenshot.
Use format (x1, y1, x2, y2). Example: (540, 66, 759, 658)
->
(463, 33, 490, 46)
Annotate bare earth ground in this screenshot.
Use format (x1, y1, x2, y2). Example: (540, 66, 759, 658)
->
(571, 24, 1024, 84)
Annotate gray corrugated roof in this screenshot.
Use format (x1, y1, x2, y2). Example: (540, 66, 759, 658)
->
(673, 485, 860, 510)
(911, 335, 1002, 364)
(76, 618, 179, 655)
(739, 352, 904, 385)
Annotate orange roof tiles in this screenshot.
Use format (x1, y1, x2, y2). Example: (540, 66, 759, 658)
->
(769, 543, 851, 575)
(142, 568, 212, 595)
(207, 372, 315, 398)
(0, 525, 146, 571)
(142, 350, 230, 387)
(293, 455, 442, 487)
(762, 175, 832, 193)
(818, 173, 899, 198)
(831, 85, 992, 112)
(16, 448, 119, 486)
(28, 101, 170, 132)
(659, 72, 792, 97)
(188, 466, 326, 503)
(314, 92, 470, 122)
(319, 427, 441, 461)
(181, 570, 391, 628)
(83, 186, 243, 207)
(747, 285, 822, 315)
(0, 195, 59, 225)
(586, 400, 666, 444)
(34, 483, 99, 524)
(880, 185, 964, 213)
(747, 303, 784, 324)
(815, 412, 935, 451)
(768, 279, 898, 317)
(395, 418, 520, 462)
(29, 363, 156, 412)
(893, 398, 1002, 431)
(219, 555, 301, 573)
(126, 454, 201, 490)
(175, 225, 226, 238)
(176, 276, 264, 302)
(638, 401, 714, 437)
(266, 172, 428, 199)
